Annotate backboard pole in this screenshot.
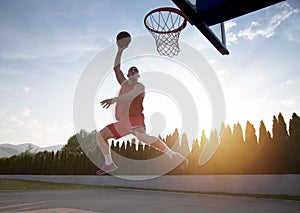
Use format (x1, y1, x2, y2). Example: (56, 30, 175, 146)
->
(220, 22, 226, 48)
(172, 0, 229, 55)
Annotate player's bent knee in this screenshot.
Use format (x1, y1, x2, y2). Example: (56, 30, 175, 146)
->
(97, 128, 113, 141)
(133, 130, 158, 144)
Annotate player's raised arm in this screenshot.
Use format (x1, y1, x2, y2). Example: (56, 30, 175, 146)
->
(113, 31, 132, 85)
(113, 47, 126, 85)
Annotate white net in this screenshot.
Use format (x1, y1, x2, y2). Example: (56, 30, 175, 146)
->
(144, 8, 187, 57)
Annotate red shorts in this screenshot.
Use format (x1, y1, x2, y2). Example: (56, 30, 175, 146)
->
(107, 117, 145, 139)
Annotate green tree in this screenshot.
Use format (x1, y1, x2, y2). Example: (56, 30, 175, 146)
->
(232, 122, 244, 143)
(62, 134, 83, 154)
(180, 133, 190, 156)
(244, 121, 258, 173)
(259, 120, 268, 145)
(218, 125, 234, 174)
(289, 112, 300, 143)
(166, 128, 179, 149)
(272, 115, 279, 142)
(271, 113, 289, 173)
(288, 112, 300, 167)
(245, 121, 258, 145)
(277, 113, 288, 144)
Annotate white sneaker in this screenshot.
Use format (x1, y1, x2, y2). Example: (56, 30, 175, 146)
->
(96, 162, 118, 175)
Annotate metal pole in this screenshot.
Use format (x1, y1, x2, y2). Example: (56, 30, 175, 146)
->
(220, 22, 226, 48)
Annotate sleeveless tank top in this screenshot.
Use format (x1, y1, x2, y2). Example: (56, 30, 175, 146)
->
(115, 81, 145, 120)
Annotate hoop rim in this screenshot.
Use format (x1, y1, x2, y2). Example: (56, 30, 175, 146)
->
(144, 7, 188, 34)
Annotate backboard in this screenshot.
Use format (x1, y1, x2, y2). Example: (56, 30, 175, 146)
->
(171, 0, 285, 55)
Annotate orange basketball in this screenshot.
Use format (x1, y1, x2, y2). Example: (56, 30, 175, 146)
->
(116, 31, 131, 48)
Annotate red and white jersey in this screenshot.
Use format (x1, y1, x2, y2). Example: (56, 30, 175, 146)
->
(115, 80, 145, 120)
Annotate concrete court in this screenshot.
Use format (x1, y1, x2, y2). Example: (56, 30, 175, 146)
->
(0, 188, 300, 213)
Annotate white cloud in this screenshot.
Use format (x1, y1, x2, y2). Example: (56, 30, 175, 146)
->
(238, 21, 266, 40)
(280, 79, 293, 87)
(0, 110, 6, 116)
(280, 98, 297, 108)
(237, 2, 299, 40)
(224, 21, 239, 45)
(284, 26, 300, 44)
(0, 114, 71, 146)
(260, 95, 298, 109)
(224, 2, 299, 44)
(10, 116, 24, 126)
(27, 119, 43, 130)
(281, 98, 297, 108)
(0, 67, 20, 76)
(226, 32, 238, 45)
(0, 127, 15, 135)
(22, 107, 32, 117)
(24, 86, 31, 93)
(0, 42, 98, 62)
(0, 52, 38, 60)
(225, 20, 237, 31)
(0, 105, 73, 146)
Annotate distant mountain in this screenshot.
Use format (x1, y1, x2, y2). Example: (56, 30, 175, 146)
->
(0, 143, 63, 158)
(0, 147, 19, 158)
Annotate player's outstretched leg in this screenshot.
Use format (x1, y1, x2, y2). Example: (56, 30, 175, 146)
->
(131, 127, 188, 169)
(96, 127, 118, 175)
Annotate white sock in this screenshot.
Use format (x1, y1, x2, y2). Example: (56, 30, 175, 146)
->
(165, 149, 176, 159)
(104, 154, 113, 165)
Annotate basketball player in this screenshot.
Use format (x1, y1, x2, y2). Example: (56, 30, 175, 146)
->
(96, 36, 188, 175)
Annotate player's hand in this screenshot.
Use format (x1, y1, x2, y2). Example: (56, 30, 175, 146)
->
(100, 98, 114, 108)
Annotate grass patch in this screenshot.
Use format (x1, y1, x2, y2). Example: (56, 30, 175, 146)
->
(0, 178, 114, 191)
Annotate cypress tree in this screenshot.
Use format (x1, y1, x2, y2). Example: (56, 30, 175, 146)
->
(180, 133, 190, 156)
(277, 113, 288, 144)
(288, 113, 300, 169)
(259, 120, 268, 145)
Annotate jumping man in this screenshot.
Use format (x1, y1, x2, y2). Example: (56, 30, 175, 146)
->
(96, 43, 188, 175)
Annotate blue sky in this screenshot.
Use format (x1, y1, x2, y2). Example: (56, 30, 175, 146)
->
(0, 0, 299, 147)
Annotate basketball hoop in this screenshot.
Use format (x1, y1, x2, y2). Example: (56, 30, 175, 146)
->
(144, 7, 187, 57)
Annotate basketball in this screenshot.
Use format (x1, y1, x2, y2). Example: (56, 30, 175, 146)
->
(116, 31, 131, 48)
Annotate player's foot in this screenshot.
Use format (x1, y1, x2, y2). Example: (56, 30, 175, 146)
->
(96, 162, 118, 175)
(173, 152, 189, 169)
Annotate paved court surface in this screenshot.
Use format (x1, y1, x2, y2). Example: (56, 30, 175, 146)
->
(0, 188, 300, 213)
